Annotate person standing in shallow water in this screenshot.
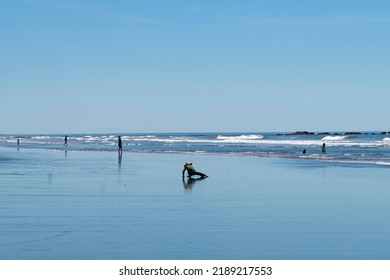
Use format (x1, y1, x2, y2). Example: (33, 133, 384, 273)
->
(118, 136, 123, 154)
(322, 143, 327, 153)
(182, 162, 208, 178)
(64, 135, 68, 147)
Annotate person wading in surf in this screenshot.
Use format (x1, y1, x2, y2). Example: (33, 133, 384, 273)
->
(322, 143, 327, 153)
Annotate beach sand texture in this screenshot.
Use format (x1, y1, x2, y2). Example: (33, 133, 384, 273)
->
(1, 148, 390, 260)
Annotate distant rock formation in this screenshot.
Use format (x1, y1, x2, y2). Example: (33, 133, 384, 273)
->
(287, 131, 315, 136)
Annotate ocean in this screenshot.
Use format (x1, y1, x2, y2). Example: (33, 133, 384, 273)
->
(2, 131, 390, 166)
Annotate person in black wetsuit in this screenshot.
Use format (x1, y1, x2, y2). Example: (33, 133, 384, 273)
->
(322, 143, 326, 154)
(118, 136, 123, 154)
(182, 162, 208, 178)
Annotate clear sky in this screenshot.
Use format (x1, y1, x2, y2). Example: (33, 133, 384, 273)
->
(1, 0, 389, 134)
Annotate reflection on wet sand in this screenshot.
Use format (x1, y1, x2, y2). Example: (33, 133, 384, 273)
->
(182, 177, 206, 191)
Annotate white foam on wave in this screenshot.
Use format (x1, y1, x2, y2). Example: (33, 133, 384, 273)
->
(119, 135, 389, 148)
(131, 136, 211, 144)
(217, 135, 264, 140)
(384, 137, 390, 141)
(216, 135, 264, 143)
(84, 136, 100, 142)
(256, 139, 322, 146)
(321, 135, 349, 141)
(374, 161, 390, 166)
(129, 134, 266, 144)
(31, 136, 51, 140)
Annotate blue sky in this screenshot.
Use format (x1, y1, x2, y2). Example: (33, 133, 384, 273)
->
(1, 0, 389, 134)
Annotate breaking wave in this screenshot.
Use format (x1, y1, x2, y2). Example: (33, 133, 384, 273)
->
(322, 135, 350, 141)
(216, 135, 264, 143)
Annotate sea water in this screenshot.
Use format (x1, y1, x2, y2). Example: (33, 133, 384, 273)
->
(1, 131, 390, 166)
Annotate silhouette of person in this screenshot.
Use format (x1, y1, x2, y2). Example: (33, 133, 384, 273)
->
(64, 135, 68, 146)
(182, 162, 208, 178)
(322, 143, 326, 153)
(118, 136, 123, 154)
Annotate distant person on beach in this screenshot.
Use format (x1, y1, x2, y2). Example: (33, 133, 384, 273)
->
(118, 136, 123, 154)
(64, 135, 68, 146)
(17, 139, 19, 146)
(182, 162, 208, 178)
(302, 149, 306, 154)
(322, 143, 326, 153)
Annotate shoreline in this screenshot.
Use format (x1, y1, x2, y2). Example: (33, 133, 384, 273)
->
(2, 146, 390, 169)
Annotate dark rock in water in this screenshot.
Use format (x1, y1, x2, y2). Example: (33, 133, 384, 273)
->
(345, 132, 362, 135)
(380, 132, 388, 135)
(287, 131, 315, 136)
(317, 132, 330, 135)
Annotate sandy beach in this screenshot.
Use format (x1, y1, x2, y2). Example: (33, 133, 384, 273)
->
(1, 148, 390, 260)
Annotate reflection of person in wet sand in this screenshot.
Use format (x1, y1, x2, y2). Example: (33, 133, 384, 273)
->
(182, 162, 208, 178)
(118, 153, 122, 171)
(182, 177, 206, 190)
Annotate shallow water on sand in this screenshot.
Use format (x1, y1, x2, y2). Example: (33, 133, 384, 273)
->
(1, 148, 390, 259)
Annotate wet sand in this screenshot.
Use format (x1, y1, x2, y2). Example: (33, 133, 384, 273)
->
(1, 148, 390, 259)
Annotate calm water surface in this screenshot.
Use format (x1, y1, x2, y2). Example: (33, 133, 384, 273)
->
(1, 148, 390, 259)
